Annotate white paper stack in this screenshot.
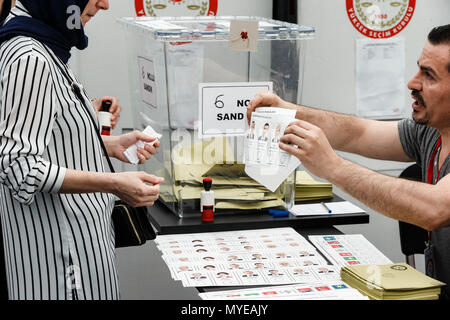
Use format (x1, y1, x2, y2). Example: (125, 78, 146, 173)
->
(308, 234, 393, 267)
(290, 201, 365, 216)
(155, 227, 341, 288)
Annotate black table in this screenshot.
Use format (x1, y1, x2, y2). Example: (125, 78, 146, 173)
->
(146, 196, 369, 296)
(147, 195, 369, 235)
(0, 196, 367, 301)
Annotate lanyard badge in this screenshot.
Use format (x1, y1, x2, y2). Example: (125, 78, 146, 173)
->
(425, 240, 437, 279)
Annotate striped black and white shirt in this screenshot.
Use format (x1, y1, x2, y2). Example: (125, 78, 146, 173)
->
(0, 4, 118, 300)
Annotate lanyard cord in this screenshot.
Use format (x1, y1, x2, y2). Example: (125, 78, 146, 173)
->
(427, 137, 442, 185)
(70, 82, 116, 174)
(426, 137, 442, 242)
(425, 136, 450, 242)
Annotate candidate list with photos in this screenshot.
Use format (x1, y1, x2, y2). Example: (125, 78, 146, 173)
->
(156, 228, 341, 287)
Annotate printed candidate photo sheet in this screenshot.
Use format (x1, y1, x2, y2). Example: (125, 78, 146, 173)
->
(308, 234, 393, 266)
(155, 228, 343, 287)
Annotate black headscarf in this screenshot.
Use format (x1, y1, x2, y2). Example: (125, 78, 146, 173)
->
(0, 0, 90, 63)
(0, 0, 12, 22)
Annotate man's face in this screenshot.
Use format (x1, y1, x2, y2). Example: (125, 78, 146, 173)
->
(81, 0, 109, 27)
(407, 42, 450, 129)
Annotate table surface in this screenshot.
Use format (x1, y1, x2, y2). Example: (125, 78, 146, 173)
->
(195, 225, 344, 293)
(147, 195, 369, 235)
(145, 201, 368, 296)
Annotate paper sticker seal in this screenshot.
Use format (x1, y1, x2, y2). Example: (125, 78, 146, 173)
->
(229, 20, 259, 52)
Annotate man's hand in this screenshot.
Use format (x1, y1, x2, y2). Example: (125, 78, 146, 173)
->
(111, 172, 163, 207)
(92, 96, 122, 129)
(247, 91, 293, 124)
(106, 131, 160, 164)
(280, 120, 343, 180)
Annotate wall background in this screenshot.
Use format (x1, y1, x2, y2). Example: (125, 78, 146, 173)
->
(295, 0, 449, 281)
(70, 0, 274, 133)
(70, 0, 450, 299)
(298, 0, 450, 172)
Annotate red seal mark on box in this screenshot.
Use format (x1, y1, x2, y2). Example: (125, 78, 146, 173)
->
(346, 0, 415, 38)
(135, 0, 218, 17)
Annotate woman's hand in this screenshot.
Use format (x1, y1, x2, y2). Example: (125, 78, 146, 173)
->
(60, 169, 163, 208)
(92, 96, 122, 129)
(111, 172, 164, 207)
(104, 131, 160, 164)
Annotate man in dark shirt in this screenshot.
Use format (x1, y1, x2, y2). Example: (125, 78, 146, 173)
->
(248, 24, 450, 299)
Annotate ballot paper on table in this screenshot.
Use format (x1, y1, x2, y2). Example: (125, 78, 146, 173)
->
(177, 264, 341, 287)
(154, 227, 343, 288)
(244, 107, 299, 192)
(198, 281, 368, 300)
(123, 125, 162, 164)
(290, 201, 365, 216)
(309, 234, 393, 267)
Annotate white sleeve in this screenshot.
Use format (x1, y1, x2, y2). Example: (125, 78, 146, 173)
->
(0, 53, 66, 205)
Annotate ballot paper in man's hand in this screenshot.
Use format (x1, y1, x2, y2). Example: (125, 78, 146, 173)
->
(244, 107, 299, 192)
(123, 125, 162, 164)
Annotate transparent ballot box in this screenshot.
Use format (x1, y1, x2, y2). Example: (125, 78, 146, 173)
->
(118, 16, 315, 218)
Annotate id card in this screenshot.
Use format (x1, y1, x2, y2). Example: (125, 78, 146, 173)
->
(425, 241, 436, 279)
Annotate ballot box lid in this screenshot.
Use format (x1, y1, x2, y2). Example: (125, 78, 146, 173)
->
(117, 16, 315, 42)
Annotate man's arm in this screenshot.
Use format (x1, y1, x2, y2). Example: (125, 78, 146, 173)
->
(328, 158, 450, 231)
(280, 120, 450, 231)
(297, 107, 410, 162)
(248, 91, 412, 162)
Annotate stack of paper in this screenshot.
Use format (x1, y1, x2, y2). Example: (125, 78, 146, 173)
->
(159, 137, 286, 210)
(340, 263, 446, 300)
(154, 228, 342, 288)
(290, 201, 365, 217)
(308, 235, 393, 266)
(295, 171, 333, 202)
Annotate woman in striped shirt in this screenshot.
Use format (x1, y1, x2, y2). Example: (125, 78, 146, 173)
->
(0, 0, 163, 299)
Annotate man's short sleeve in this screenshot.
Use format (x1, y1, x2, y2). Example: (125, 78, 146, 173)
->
(398, 119, 421, 164)
(397, 118, 438, 168)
